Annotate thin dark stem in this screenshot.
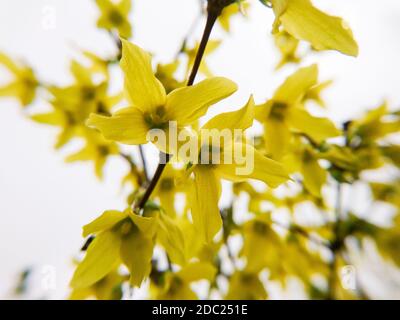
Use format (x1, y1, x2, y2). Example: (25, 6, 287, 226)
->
(135, 153, 171, 212)
(187, 12, 218, 86)
(138, 145, 149, 183)
(134, 9, 219, 212)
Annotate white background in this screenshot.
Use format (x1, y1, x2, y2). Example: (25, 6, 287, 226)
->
(0, 0, 399, 299)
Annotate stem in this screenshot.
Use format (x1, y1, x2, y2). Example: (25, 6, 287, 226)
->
(135, 153, 171, 211)
(134, 6, 220, 212)
(187, 12, 218, 86)
(138, 145, 149, 183)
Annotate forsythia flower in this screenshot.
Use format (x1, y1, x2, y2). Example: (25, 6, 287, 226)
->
(270, 0, 358, 56)
(274, 30, 301, 69)
(225, 271, 267, 300)
(255, 64, 340, 159)
(71, 209, 157, 289)
(189, 97, 289, 243)
(87, 39, 237, 153)
(95, 0, 132, 38)
(154, 262, 216, 299)
(65, 129, 120, 179)
(0, 53, 38, 106)
(218, 1, 249, 33)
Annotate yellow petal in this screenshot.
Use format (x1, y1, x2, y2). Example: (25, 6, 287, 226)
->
(128, 211, 158, 236)
(70, 230, 121, 289)
(31, 111, 66, 126)
(274, 64, 318, 103)
(120, 39, 166, 112)
(301, 152, 326, 197)
(191, 167, 222, 243)
(177, 262, 217, 282)
(264, 117, 291, 159)
(157, 212, 186, 266)
(82, 210, 128, 237)
(87, 107, 148, 145)
(287, 107, 340, 142)
(120, 229, 154, 287)
(166, 77, 237, 125)
(216, 143, 289, 188)
(271, 0, 358, 56)
(203, 95, 254, 131)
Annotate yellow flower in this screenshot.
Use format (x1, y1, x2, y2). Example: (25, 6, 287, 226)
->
(32, 59, 119, 149)
(0, 53, 38, 106)
(69, 269, 124, 300)
(225, 271, 267, 300)
(153, 164, 187, 217)
(274, 30, 301, 69)
(95, 0, 132, 38)
(189, 97, 289, 243)
(270, 0, 358, 56)
(87, 40, 237, 153)
(155, 262, 216, 300)
(65, 129, 120, 179)
(218, 1, 249, 33)
(155, 60, 184, 94)
(255, 64, 340, 159)
(70, 209, 157, 289)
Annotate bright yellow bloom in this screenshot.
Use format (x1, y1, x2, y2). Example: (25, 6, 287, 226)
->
(270, 0, 358, 56)
(0, 53, 38, 106)
(71, 209, 157, 289)
(255, 64, 340, 159)
(189, 97, 289, 243)
(87, 40, 237, 153)
(95, 0, 132, 38)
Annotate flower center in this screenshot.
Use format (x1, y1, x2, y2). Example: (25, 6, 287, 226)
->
(108, 9, 123, 25)
(269, 101, 288, 121)
(144, 105, 169, 130)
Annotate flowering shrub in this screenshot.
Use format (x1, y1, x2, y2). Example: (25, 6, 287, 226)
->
(1, 0, 400, 300)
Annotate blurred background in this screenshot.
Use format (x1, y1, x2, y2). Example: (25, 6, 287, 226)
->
(0, 0, 399, 299)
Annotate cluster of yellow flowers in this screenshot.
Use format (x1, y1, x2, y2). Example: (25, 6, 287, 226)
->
(1, 0, 399, 300)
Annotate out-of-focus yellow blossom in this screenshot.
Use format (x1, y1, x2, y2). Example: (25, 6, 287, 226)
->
(71, 209, 157, 289)
(0, 53, 38, 106)
(95, 0, 132, 38)
(302, 80, 333, 108)
(69, 270, 124, 300)
(225, 271, 267, 300)
(189, 97, 289, 243)
(255, 64, 340, 159)
(155, 60, 184, 94)
(270, 0, 358, 56)
(65, 129, 120, 179)
(347, 102, 400, 146)
(153, 164, 187, 217)
(155, 262, 216, 299)
(218, 1, 249, 33)
(283, 140, 327, 197)
(274, 30, 301, 69)
(88, 40, 237, 154)
(184, 40, 221, 78)
(32, 59, 119, 149)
